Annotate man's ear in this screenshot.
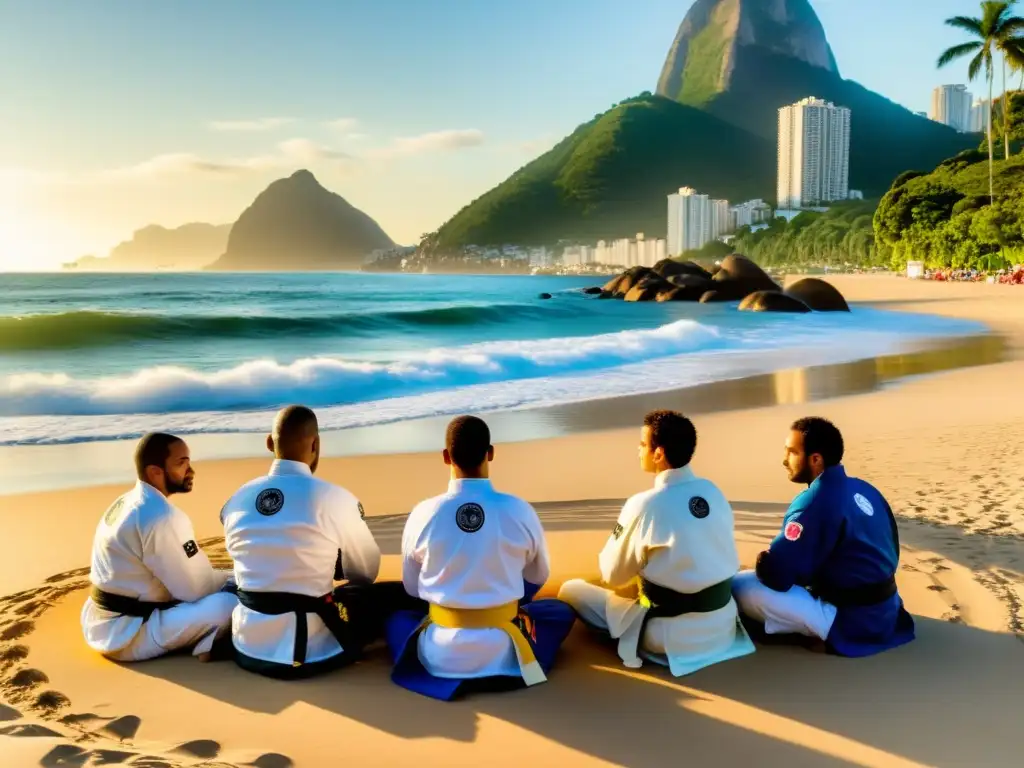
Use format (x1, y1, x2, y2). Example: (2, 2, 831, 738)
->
(144, 464, 162, 487)
(487, 445, 495, 462)
(442, 448, 453, 466)
(266, 434, 274, 454)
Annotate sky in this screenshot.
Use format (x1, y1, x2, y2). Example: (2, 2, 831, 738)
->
(0, 0, 1003, 270)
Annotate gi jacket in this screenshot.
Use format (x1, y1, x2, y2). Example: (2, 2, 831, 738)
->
(221, 460, 381, 666)
(756, 464, 916, 656)
(601, 466, 755, 676)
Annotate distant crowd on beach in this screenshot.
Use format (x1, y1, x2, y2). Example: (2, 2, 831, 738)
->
(921, 265, 1024, 284)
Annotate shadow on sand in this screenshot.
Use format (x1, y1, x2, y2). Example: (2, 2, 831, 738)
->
(130, 499, 1024, 768)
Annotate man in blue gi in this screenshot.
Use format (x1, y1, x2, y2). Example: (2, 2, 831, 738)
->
(732, 417, 916, 657)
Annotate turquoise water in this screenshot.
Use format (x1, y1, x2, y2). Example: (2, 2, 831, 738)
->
(0, 272, 987, 446)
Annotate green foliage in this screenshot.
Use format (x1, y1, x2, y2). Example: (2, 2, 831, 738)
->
(873, 150, 1024, 270)
(678, 240, 732, 262)
(433, 95, 773, 250)
(677, 17, 732, 107)
(729, 201, 884, 268)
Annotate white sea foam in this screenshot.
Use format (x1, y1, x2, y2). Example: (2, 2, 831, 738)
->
(0, 308, 989, 446)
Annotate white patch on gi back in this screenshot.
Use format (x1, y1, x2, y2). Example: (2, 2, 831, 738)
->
(853, 493, 874, 517)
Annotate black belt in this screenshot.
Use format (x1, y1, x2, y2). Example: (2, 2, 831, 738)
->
(811, 577, 897, 607)
(90, 586, 179, 620)
(236, 589, 356, 668)
(636, 577, 734, 648)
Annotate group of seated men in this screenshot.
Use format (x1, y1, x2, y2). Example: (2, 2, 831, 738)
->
(81, 405, 916, 700)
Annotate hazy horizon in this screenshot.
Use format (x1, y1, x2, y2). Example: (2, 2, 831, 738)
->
(0, 0, 999, 271)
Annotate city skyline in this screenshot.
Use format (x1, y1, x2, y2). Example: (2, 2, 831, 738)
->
(0, 0, 1008, 271)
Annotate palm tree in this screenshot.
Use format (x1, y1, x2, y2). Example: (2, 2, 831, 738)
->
(938, 2, 1024, 201)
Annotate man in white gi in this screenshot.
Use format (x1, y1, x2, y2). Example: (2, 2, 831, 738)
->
(221, 405, 421, 679)
(559, 410, 755, 676)
(386, 415, 577, 701)
(81, 433, 237, 663)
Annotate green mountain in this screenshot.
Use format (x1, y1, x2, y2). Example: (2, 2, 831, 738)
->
(434, 95, 772, 249)
(432, 0, 976, 251)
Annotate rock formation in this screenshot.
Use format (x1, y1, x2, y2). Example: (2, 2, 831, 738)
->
(64, 223, 230, 272)
(207, 170, 395, 272)
(785, 277, 851, 311)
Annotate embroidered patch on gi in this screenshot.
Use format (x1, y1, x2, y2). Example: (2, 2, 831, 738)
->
(255, 488, 285, 516)
(689, 496, 711, 519)
(103, 497, 125, 526)
(784, 521, 804, 541)
(455, 502, 485, 533)
(183, 540, 198, 558)
(357, 501, 365, 519)
(612, 522, 624, 539)
(853, 493, 875, 517)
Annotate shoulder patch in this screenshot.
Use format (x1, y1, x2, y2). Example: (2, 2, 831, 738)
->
(784, 521, 804, 541)
(255, 488, 285, 516)
(455, 502, 485, 533)
(612, 522, 624, 539)
(183, 540, 198, 558)
(103, 497, 125, 526)
(357, 501, 365, 519)
(853, 493, 875, 517)
(688, 496, 711, 519)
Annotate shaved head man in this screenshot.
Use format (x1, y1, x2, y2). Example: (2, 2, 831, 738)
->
(268, 405, 320, 474)
(220, 405, 422, 679)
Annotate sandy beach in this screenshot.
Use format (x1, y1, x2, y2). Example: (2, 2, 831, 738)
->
(1, 273, 1021, 767)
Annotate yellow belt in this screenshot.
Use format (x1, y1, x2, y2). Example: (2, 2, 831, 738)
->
(426, 601, 546, 686)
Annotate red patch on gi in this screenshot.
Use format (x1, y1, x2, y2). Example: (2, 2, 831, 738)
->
(784, 521, 804, 541)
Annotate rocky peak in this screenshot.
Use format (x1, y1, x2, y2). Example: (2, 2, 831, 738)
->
(657, 0, 839, 106)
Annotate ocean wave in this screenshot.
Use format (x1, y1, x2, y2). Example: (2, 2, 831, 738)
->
(0, 318, 722, 417)
(0, 303, 566, 351)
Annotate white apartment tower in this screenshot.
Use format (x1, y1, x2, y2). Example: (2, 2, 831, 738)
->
(930, 85, 973, 133)
(777, 97, 851, 209)
(667, 187, 712, 255)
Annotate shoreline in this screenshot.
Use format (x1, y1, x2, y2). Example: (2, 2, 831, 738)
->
(0, 272, 1022, 766)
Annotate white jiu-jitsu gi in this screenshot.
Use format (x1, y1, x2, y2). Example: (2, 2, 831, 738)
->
(81, 480, 237, 662)
(559, 466, 755, 676)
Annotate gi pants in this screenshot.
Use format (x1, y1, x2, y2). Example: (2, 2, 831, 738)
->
(103, 592, 238, 662)
(235, 581, 426, 680)
(732, 570, 838, 641)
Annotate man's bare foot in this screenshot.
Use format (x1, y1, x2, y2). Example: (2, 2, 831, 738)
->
(197, 652, 212, 663)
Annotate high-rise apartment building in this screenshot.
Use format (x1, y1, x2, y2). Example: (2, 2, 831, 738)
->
(970, 98, 989, 133)
(777, 97, 851, 209)
(930, 85, 973, 132)
(667, 187, 713, 255)
(711, 199, 732, 239)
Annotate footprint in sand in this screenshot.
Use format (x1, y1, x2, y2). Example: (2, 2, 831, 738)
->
(32, 690, 71, 713)
(0, 620, 34, 642)
(171, 739, 221, 759)
(44, 567, 91, 584)
(99, 714, 142, 742)
(0, 722, 65, 738)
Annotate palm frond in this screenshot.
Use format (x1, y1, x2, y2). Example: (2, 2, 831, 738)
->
(968, 49, 992, 81)
(945, 14, 984, 36)
(995, 15, 1024, 36)
(939, 40, 983, 68)
(1002, 36, 1024, 69)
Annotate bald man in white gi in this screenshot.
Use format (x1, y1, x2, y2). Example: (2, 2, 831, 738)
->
(81, 433, 237, 663)
(386, 415, 577, 701)
(559, 410, 755, 676)
(221, 405, 422, 679)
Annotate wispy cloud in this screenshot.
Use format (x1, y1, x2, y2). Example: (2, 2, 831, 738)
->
(368, 129, 485, 159)
(324, 117, 359, 132)
(4, 139, 354, 186)
(208, 117, 295, 132)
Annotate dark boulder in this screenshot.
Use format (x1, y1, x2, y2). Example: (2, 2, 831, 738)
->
(666, 273, 714, 300)
(603, 266, 655, 297)
(538, 293, 553, 300)
(598, 290, 617, 299)
(785, 278, 850, 312)
(582, 286, 604, 295)
(738, 290, 812, 313)
(713, 253, 779, 288)
(699, 290, 732, 303)
(624, 274, 674, 302)
(652, 258, 712, 281)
